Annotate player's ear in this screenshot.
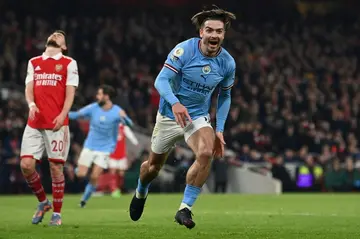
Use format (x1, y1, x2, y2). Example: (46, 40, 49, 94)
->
(199, 28, 204, 38)
(61, 45, 67, 51)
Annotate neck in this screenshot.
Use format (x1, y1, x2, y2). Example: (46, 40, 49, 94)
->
(102, 101, 113, 110)
(200, 40, 220, 57)
(45, 47, 62, 57)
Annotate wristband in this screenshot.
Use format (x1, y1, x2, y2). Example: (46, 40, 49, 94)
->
(28, 102, 36, 108)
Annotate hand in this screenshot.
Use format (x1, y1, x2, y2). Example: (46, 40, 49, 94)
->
(213, 132, 226, 158)
(29, 105, 39, 120)
(172, 102, 192, 128)
(52, 113, 66, 131)
(120, 109, 127, 118)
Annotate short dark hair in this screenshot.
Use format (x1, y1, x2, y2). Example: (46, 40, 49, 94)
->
(99, 84, 116, 99)
(54, 30, 66, 37)
(191, 5, 236, 31)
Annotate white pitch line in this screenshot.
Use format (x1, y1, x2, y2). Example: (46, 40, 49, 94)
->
(201, 211, 358, 217)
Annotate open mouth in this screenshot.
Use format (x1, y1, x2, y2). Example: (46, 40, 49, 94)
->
(208, 39, 219, 47)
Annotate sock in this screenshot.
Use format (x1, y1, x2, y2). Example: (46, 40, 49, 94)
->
(81, 183, 97, 202)
(135, 178, 150, 199)
(109, 174, 118, 192)
(52, 174, 65, 213)
(24, 171, 47, 202)
(179, 184, 201, 211)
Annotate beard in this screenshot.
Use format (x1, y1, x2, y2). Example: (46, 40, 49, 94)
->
(97, 100, 106, 107)
(46, 39, 61, 48)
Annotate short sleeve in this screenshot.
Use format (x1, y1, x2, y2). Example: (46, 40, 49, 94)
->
(25, 60, 34, 85)
(220, 58, 236, 91)
(163, 40, 192, 74)
(66, 60, 79, 87)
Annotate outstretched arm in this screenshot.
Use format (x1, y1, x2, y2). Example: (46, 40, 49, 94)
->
(124, 125, 139, 145)
(119, 109, 134, 127)
(69, 103, 96, 120)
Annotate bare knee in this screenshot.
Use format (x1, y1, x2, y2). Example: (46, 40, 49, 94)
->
(49, 162, 64, 177)
(77, 165, 88, 178)
(20, 158, 36, 175)
(195, 146, 213, 167)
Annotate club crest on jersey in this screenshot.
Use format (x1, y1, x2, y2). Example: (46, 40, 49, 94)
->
(55, 64, 63, 72)
(202, 65, 211, 74)
(173, 47, 184, 57)
(100, 116, 106, 122)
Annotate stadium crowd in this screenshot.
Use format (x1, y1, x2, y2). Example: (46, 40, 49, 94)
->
(1, 9, 360, 194)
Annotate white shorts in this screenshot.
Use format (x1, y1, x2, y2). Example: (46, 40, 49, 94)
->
(151, 112, 212, 154)
(109, 158, 128, 170)
(78, 148, 110, 169)
(20, 125, 70, 164)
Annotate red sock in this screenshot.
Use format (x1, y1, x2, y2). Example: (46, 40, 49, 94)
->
(52, 175, 65, 213)
(24, 171, 47, 202)
(109, 174, 118, 192)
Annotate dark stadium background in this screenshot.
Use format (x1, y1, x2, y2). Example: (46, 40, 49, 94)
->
(1, 0, 360, 195)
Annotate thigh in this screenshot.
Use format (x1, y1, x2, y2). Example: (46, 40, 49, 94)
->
(186, 119, 215, 156)
(78, 148, 95, 168)
(93, 152, 110, 169)
(151, 112, 184, 155)
(20, 125, 45, 160)
(43, 126, 70, 164)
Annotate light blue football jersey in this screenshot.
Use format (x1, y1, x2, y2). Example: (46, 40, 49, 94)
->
(69, 103, 122, 153)
(158, 37, 235, 121)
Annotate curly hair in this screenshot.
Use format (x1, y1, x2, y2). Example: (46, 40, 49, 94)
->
(191, 5, 236, 31)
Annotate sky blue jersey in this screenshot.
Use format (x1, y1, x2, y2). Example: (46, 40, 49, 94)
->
(68, 103, 123, 153)
(154, 37, 235, 132)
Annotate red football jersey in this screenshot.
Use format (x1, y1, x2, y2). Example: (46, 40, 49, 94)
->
(110, 124, 127, 160)
(26, 52, 79, 129)
(110, 124, 139, 160)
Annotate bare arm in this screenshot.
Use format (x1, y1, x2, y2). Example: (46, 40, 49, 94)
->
(25, 81, 35, 106)
(62, 59, 79, 115)
(25, 60, 35, 107)
(119, 109, 134, 127)
(61, 86, 76, 116)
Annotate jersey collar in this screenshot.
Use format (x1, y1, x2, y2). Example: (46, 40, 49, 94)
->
(42, 52, 63, 60)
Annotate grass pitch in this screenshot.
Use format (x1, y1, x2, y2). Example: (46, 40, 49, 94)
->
(0, 194, 359, 239)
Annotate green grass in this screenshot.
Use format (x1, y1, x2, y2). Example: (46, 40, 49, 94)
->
(0, 194, 360, 239)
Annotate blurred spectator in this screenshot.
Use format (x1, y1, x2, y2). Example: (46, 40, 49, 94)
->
(325, 158, 347, 192)
(271, 155, 294, 192)
(295, 155, 323, 192)
(344, 157, 360, 191)
(212, 157, 229, 193)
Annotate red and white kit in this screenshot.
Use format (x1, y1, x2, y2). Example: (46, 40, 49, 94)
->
(109, 123, 139, 170)
(20, 52, 79, 163)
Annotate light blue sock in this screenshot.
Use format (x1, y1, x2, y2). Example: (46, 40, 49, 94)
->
(135, 178, 150, 198)
(180, 184, 201, 210)
(81, 183, 97, 202)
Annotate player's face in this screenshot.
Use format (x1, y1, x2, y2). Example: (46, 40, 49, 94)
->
(46, 32, 67, 51)
(200, 20, 225, 55)
(96, 89, 107, 106)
